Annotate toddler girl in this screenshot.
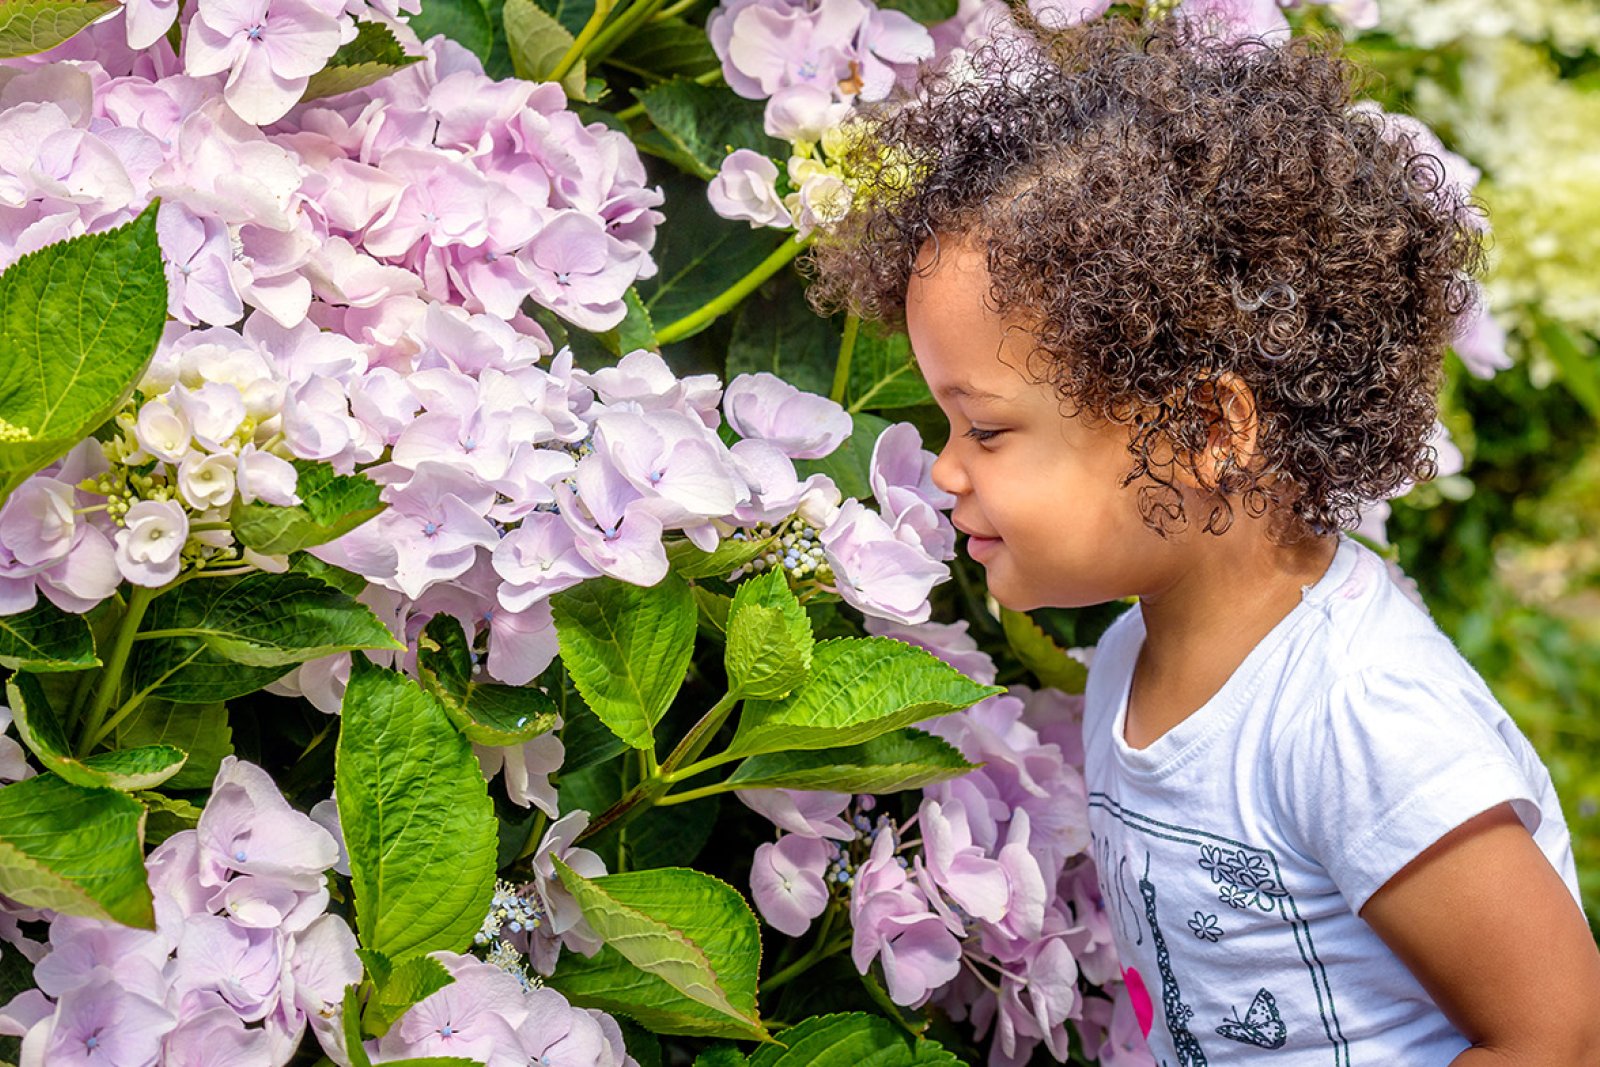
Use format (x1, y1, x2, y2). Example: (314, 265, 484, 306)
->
(810, 18, 1600, 1065)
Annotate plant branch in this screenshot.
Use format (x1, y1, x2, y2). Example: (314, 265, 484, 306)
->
(660, 690, 739, 776)
(655, 236, 811, 345)
(550, 0, 617, 82)
(655, 779, 737, 805)
(830, 313, 859, 405)
(76, 584, 157, 755)
(584, 0, 666, 65)
(765, 906, 847, 991)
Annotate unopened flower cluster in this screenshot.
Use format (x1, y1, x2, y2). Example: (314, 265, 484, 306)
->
(742, 618, 1154, 1066)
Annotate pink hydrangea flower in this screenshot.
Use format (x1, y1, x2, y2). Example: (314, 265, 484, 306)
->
(183, 0, 345, 126)
(708, 149, 793, 229)
(750, 834, 833, 936)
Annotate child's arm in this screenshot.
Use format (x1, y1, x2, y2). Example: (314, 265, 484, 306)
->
(1360, 802, 1600, 1065)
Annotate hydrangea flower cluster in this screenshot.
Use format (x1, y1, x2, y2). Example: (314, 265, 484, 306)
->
(2, 16, 962, 820)
(372, 952, 637, 1066)
(744, 618, 1153, 1066)
(0, 758, 359, 1066)
(277, 342, 951, 695)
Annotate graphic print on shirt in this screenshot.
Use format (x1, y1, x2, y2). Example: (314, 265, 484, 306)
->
(1138, 853, 1210, 1067)
(1091, 792, 1351, 1067)
(1217, 988, 1289, 1050)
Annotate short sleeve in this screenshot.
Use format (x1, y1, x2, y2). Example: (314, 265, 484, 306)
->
(1272, 666, 1543, 915)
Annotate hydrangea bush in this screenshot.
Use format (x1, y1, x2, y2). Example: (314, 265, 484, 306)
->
(0, 0, 1557, 1062)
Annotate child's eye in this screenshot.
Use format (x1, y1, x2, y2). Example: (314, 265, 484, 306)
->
(964, 426, 1005, 444)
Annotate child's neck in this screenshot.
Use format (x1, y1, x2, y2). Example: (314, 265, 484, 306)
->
(1123, 525, 1339, 750)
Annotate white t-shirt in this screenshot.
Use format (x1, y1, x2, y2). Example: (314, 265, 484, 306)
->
(1083, 535, 1581, 1067)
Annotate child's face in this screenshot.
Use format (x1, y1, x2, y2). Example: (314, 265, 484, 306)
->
(905, 242, 1172, 611)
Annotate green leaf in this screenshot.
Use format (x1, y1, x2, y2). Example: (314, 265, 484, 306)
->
(694, 1047, 749, 1067)
(342, 985, 373, 1067)
(794, 413, 892, 502)
(503, 0, 586, 96)
(416, 616, 560, 746)
(0, 202, 166, 499)
(129, 571, 404, 703)
(634, 79, 781, 181)
(337, 658, 498, 959)
(616, 287, 659, 354)
(639, 170, 788, 333)
(725, 277, 839, 398)
(0, 0, 117, 59)
(726, 571, 812, 700)
(557, 693, 629, 775)
(408, 0, 494, 61)
(725, 728, 974, 794)
(6, 673, 187, 791)
(137, 790, 203, 845)
(746, 1013, 959, 1067)
(232, 463, 386, 555)
(301, 20, 421, 101)
(547, 862, 768, 1041)
(692, 586, 732, 637)
(873, 0, 956, 24)
(1535, 317, 1600, 422)
(607, 17, 718, 80)
(0, 773, 152, 927)
(111, 699, 231, 790)
(531, 0, 591, 35)
(726, 638, 1000, 758)
(551, 575, 695, 750)
(0, 597, 97, 672)
(667, 535, 773, 580)
(846, 330, 932, 413)
(365, 954, 455, 1036)
(290, 551, 368, 595)
(1000, 608, 1087, 694)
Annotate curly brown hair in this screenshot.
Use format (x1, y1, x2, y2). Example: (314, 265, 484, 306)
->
(808, 17, 1486, 538)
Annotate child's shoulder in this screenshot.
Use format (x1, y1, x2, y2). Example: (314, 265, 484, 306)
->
(1291, 537, 1494, 709)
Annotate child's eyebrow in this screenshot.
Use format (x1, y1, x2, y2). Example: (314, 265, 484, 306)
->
(939, 384, 1008, 402)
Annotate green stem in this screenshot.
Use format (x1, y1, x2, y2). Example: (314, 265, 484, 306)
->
(765, 908, 847, 991)
(655, 236, 811, 345)
(664, 746, 745, 785)
(549, 0, 617, 82)
(85, 691, 151, 753)
(585, 0, 667, 64)
(615, 100, 645, 122)
(660, 690, 739, 777)
(574, 776, 663, 843)
(515, 809, 551, 863)
(77, 585, 157, 756)
(650, 0, 699, 19)
(830, 313, 859, 405)
(655, 779, 736, 806)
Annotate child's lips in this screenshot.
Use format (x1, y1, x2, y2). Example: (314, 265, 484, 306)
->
(954, 521, 1003, 561)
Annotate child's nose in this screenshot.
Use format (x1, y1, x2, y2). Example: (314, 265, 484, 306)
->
(930, 443, 968, 496)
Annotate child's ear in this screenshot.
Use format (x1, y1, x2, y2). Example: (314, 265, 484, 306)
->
(1183, 372, 1261, 493)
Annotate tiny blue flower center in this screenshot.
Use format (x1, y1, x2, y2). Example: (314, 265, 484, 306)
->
(440, 1025, 453, 1038)
(553, 271, 571, 286)
(85, 1035, 99, 1051)
(462, 436, 477, 453)
(246, 24, 264, 38)
(423, 521, 440, 536)
(234, 849, 247, 863)
(648, 468, 664, 484)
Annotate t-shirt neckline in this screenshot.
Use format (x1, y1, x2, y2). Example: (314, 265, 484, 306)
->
(1108, 534, 1361, 779)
